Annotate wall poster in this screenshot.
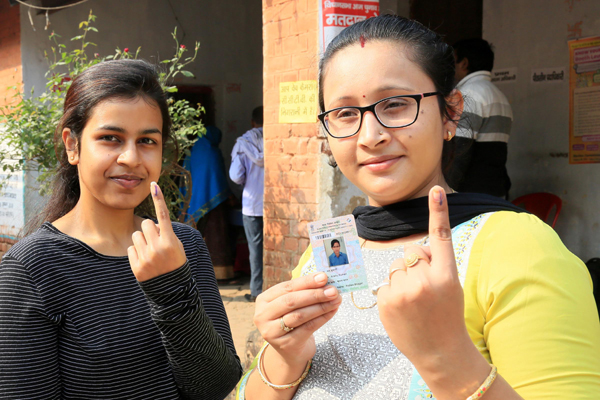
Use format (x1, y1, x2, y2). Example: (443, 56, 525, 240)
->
(320, 0, 379, 51)
(0, 141, 25, 240)
(568, 36, 600, 164)
(279, 80, 319, 123)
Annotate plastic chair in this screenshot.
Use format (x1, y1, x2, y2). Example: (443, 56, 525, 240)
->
(511, 193, 562, 228)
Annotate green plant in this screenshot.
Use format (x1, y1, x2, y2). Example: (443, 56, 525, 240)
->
(0, 11, 205, 221)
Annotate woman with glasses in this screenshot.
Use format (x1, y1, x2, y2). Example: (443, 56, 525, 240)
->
(238, 15, 600, 400)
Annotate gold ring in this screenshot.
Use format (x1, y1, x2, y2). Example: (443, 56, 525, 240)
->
(388, 267, 405, 280)
(279, 317, 294, 333)
(405, 253, 424, 268)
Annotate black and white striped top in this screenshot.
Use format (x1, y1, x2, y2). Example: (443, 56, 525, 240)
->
(0, 222, 242, 399)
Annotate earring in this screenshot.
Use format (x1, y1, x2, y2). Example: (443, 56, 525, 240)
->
(70, 155, 74, 160)
(445, 131, 454, 141)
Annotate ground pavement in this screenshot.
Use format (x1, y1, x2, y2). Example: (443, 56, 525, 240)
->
(220, 279, 258, 399)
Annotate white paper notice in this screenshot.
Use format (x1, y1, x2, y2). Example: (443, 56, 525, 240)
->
(573, 86, 600, 137)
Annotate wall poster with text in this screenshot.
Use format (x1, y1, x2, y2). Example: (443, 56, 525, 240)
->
(320, 0, 379, 51)
(568, 36, 600, 164)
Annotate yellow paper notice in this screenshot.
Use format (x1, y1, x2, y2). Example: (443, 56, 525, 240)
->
(279, 80, 318, 123)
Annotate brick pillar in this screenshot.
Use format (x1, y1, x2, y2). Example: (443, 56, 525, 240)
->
(262, 0, 324, 288)
(0, 2, 22, 108)
(0, 2, 21, 258)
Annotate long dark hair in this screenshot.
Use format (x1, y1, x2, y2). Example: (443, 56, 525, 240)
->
(318, 14, 462, 175)
(24, 59, 177, 236)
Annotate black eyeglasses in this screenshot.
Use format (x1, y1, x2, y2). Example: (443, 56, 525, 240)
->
(318, 92, 441, 139)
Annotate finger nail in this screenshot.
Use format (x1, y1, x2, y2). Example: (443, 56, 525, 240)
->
(433, 187, 443, 206)
(315, 273, 327, 284)
(324, 286, 337, 297)
(151, 181, 158, 197)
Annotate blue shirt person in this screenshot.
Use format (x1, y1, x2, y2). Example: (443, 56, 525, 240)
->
(328, 239, 349, 266)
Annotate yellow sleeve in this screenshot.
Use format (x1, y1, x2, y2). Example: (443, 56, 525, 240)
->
(235, 245, 313, 399)
(464, 211, 600, 399)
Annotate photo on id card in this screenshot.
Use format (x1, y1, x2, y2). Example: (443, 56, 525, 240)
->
(308, 215, 368, 293)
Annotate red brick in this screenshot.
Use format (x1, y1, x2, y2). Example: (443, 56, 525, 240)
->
(265, 20, 290, 41)
(280, 70, 299, 83)
(264, 234, 277, 251)
(307, 138, 323, 154)
(264, 186, 290, 203)
(298, 238, 310, 251)
(291, 155, 318, 171)
(265, 139, 283, 155)
(266, 55, 292, 73)
(290, 123, 319, 138)
(289, 13, 316, 36)
(282, 35, 299, 55)
(298, 203, 318, 221)
(264, 168, 281, 186)
(266, 124, 292, 139)
(274, 202, 299, 219)
(264, 106, 279, 125)
(291, 254, 302, 269)
(263, 2, 296, 22)
(296, 0, 309, 13)
(282, 137, 309, 154)
(265, 155, 293, 172)
(264, 219, 290, 236)
(284, 237, 299, 251)
(281, 171, 300, 188)
(291, 188, 318, 203)
(292, 220, 308, 237)
(298, 170, 318, 188)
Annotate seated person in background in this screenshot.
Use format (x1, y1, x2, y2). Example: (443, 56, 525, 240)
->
(328, 239, 349, 266)
(448, 38, 513, 199)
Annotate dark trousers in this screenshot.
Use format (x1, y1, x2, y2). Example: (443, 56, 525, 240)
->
(242, 215, 263, 297)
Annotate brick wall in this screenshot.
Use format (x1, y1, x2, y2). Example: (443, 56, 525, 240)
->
(0, 2, 21, 257)
(262, 0, 325, 288)
(0, 2, 22, 109)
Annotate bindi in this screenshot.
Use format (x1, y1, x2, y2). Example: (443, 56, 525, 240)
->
(360, 35, 366, 48)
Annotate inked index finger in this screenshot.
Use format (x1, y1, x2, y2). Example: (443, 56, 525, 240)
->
(259, 272, 330, 303)
(150, 181, 174, 236)
(428, 186, 456, 271)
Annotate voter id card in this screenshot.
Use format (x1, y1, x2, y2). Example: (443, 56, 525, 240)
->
(308, 215, 368, 293)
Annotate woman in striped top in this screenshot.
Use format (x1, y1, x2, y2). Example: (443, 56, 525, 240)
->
(0, 60, 242, 399)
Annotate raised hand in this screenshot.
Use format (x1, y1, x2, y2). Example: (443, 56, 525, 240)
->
(127, 182, 187, 282)
(252, 272, 342, 379)
(376, 186, 469, 364)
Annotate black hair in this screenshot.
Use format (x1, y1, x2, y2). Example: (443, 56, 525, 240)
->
(331, 239, 340, 248)
(318, 14, 462, 177)
(252, 106, 264, 125)
(24, 59, 176, 236)
(453, 38, 495, 73)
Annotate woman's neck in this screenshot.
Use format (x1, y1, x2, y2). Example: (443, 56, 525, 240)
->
(361, 232, 428, 249)
(368, 174, 452, 208)
(52, 199, 141, 257)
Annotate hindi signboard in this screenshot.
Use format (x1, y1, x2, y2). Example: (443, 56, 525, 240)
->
(320, 0, 379, 51)
(279, 80, 319, 124)
(568, 37, 600, 164)
(0, 141, 25, 240)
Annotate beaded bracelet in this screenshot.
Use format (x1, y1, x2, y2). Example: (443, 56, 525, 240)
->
(256, 342, 312, 390)
(466, 365, 498, 400)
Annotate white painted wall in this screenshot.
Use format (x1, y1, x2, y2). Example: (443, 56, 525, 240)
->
(19, 0, 262, 204)
(484, 0, 600, 260)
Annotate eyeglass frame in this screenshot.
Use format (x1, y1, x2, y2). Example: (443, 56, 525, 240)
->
(317, 91, 442, 139)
